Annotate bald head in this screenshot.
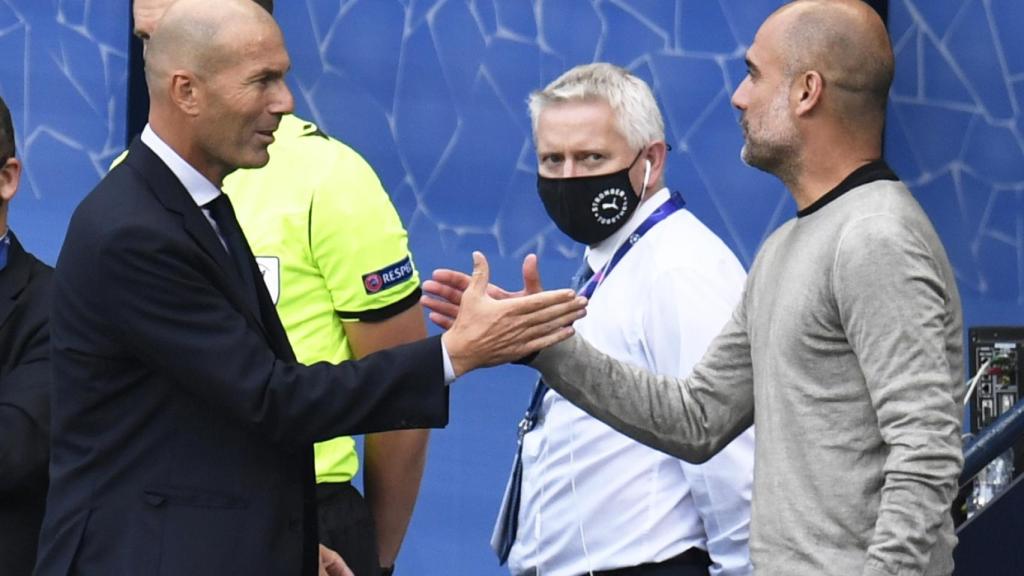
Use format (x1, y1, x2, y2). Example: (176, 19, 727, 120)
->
(145, 0, 279, 95)
(142, 0, 293, 184)
(773, 0, 894, 123)
(133, 0, 274, 41)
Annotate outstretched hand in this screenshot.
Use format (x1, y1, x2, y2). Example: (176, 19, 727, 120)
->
(439, 252, 584, 377)
(422, 253, 543, 330)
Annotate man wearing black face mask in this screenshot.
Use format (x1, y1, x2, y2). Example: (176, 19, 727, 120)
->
(536, 147, 647, 245)
(452, 63, 756, 576)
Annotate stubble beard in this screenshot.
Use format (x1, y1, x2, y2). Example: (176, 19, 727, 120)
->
(739, 103, 801, 186)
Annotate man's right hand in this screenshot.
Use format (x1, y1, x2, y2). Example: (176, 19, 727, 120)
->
(438, 252, 584, 378)
(318, 544, 353, 576)
(422, 253, 543, 329)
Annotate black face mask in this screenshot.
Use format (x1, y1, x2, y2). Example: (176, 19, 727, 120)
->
(537, 151, 648, 245)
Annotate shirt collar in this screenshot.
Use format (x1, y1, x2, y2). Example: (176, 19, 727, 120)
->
(796, 159, 898, 218)
(586, 186, 671, 272)
(141, 124, 222, 208)
(0, 229, 9, 272)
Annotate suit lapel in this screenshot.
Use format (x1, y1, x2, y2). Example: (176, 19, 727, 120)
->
(254, 269, 295, 361)
(0, 233, 30, 332)
(122, 139, 273, 342)
(232, 220, 295, 360)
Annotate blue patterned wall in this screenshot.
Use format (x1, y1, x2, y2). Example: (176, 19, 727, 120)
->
(886, 0, 1024, 327)
(0, 0, 129, 261)
(2, 0, 1021, 574)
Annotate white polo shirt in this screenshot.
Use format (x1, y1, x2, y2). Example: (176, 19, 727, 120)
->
(509, 187, 755, 576)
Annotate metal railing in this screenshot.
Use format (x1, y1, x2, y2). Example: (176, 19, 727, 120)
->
(959, 396, 1024, 489)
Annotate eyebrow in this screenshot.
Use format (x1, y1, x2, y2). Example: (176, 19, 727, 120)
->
(248, 64, 290, 80)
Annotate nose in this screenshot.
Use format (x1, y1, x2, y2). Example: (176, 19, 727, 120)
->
(561, 159, 578, 178)
(731, 76, 750, 111)
(271, 81, 295, 115)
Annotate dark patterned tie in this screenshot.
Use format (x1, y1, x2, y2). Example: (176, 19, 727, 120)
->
(492, 258, 594, 564)
(204, 194, 259, 308)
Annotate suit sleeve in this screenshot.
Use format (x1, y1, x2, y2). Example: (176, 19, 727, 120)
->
(0, 364, 50, 492)
(0, 278, 51, 492)
(531, 286, 756, 463)
(96, 223, 447, 451)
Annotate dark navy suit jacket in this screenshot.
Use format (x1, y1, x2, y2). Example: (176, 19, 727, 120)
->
(35, 138, 448, 575)
(0, 232, 52, 576)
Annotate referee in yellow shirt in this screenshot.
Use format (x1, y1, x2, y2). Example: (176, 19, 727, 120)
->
(226, 113, 429, 576)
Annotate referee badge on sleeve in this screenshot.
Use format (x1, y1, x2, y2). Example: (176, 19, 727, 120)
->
(362, 255, 415, 295)
(256, 256, 280, 304)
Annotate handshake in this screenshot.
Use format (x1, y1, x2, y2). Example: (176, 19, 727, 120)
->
(423, 252, 587, 378)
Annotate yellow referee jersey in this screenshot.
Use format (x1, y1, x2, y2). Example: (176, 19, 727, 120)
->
(225, 114, 421, 483)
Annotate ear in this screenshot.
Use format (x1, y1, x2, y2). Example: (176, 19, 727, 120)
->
(0, 157, 22, 205)
(793, 70, 824, 117)
(169, 71, 202, 117)
(643, 140, 669, 190)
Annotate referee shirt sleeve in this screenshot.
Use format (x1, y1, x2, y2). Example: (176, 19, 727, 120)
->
(307, 144, 421, 322)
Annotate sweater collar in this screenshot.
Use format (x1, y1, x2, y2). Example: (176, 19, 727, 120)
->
(797, 160, 898, 218)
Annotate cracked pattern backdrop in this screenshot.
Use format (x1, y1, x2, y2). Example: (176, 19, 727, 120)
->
(2, 1, 1020, 572)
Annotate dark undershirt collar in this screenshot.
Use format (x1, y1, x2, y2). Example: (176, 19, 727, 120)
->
(796, 159, 898, 218)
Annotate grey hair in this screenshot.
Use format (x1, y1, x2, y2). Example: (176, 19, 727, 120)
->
(528, 63, 665, 150)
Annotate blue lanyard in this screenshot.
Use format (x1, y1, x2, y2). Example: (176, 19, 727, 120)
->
(577, 191, 687, 300)
(518, 192, 686, 440)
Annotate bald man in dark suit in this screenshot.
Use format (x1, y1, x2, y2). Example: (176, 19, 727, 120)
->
(34, 1, 584, 575)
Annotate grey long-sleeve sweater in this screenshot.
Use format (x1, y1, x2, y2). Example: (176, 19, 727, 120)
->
(532, 166, 963, 576)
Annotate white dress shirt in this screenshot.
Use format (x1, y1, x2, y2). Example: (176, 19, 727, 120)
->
(509, 187, 755, 576)
(140, 125, 223, 234)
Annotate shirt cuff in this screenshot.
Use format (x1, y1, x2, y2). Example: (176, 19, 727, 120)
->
(441, 337, 455, 385)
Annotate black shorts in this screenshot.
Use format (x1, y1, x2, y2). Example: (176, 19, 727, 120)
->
(316, 482, 380, 576)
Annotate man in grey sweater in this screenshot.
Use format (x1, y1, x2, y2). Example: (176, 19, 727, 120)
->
(423, 1, 963, 575)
